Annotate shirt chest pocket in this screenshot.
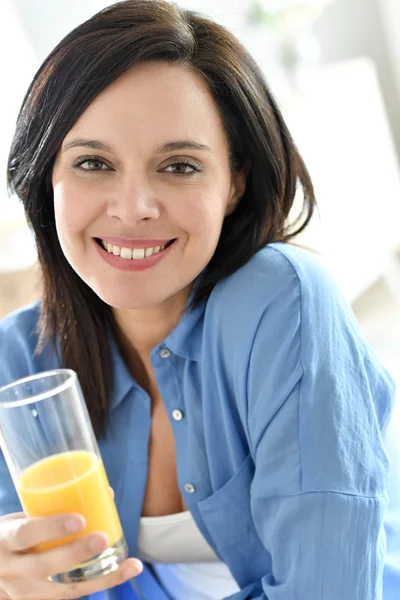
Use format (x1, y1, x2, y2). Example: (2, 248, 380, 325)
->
(197, 454, 269, 586)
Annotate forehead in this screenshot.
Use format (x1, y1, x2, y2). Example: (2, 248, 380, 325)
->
(65, 62, 227, 150)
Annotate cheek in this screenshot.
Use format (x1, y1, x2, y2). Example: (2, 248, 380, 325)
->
(53, 181, 97, 242)
(173, 191, 227, 238)
(53, 184, 71, 242)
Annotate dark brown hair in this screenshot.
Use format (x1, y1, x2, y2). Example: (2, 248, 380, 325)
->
(7, 0, 315, 436)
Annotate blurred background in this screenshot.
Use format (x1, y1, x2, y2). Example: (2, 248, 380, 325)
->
(0, 0, 399, 394)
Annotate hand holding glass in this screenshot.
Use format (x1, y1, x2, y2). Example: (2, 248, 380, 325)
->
(0, 369, 128, 583)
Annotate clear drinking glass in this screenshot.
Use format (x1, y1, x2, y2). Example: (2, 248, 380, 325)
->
(0, 369, 128, 583)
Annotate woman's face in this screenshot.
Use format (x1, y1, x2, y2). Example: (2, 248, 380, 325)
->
(52, 62, 246, 311)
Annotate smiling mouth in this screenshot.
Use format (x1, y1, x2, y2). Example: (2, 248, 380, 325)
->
(95, 238, 176, 260)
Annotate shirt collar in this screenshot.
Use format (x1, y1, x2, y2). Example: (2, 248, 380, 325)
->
(163, 290, 206, 363)
(107, 279, 206, 411)
(108, 329, 136, 411)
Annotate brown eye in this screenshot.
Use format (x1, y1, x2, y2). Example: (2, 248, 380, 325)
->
(163, 161, 201, 176)
(73, 156, 111, 171)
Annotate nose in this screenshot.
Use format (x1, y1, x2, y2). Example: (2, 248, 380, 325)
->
(106, 176, 160, 224)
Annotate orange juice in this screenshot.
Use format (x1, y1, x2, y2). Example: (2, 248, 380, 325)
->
(18, 450, 123, 552)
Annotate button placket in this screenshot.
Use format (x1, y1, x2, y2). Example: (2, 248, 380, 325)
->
(154, 346, 193, 497)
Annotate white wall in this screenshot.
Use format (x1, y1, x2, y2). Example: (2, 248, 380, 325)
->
(379, 0, 400, 98)
(11, 0, 112, 61)
(0, 0, 37, 202)
(311, 0, 400, 166)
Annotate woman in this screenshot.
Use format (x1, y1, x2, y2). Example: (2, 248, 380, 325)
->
(0, 1, 399, 599)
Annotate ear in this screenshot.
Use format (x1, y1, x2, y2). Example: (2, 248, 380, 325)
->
(225, 161, 249, 216)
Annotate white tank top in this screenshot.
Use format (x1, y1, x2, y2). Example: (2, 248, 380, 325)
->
(137, 511, 240, 600)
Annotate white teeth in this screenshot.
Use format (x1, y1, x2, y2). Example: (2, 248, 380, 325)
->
(132, 248, 145, 260)
(101, 240, 173, 259)
(120, 247, 132, 259)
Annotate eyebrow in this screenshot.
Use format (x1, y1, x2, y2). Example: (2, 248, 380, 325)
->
(62, 138, 114, 153)
(154, 141, 212, 154)
(62, 138, 212, 154)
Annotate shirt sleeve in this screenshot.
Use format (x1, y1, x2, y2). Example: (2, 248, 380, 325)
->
(0, 310, 36, 517)
(382, 398, 400, 599)
(0, 449, 21, 517)
(239, 250, 397, 599)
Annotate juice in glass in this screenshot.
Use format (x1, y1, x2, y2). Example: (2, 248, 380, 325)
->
(18, 450, 123, 552)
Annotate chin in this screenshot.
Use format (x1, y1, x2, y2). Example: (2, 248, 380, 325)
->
(94, 292, 153, 311)
(89, 284, 173, 311)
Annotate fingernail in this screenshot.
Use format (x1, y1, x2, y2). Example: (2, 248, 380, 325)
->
(123, 560, 143, 578)
(89, 534, 108, 553)
(64, 517, 84, 533)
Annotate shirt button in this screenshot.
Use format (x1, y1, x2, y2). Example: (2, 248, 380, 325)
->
(184, 483, 196, 494)
(159, 347, 171, 359)
(172, 409, 183, 421)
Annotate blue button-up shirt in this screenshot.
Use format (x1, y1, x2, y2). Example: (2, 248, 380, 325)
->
(0, 242, 399, 599)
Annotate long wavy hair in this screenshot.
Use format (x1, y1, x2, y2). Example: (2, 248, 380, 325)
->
(7, 0, 316, 436)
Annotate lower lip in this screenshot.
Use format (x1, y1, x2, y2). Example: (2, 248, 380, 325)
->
(94, 239, 177, 271)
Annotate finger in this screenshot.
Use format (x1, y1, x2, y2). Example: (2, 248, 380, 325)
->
(1, 512, 26, 521)
(2, 557, 141, 600)
(5, 513, 86, 553)
(110, 487, 115, 499)
(47, 557, 143, 600)
(23, 531, 111, 579)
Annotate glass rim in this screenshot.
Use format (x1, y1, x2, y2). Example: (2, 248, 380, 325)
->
(0, 369, 77, 408)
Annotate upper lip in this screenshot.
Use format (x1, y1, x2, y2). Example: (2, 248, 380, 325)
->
(97, 237, 175, 249)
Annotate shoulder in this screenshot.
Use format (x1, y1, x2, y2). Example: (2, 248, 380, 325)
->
(202, 242, 341, 392)
(208, 241, 353, 329)
(0, 301, 41, 353)
(0, 301, 58, 388)
(0, 300, 40, 335)
(205, 242, 395, 400)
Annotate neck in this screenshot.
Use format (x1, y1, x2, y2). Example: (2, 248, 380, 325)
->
(112, 286, 191, 365)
